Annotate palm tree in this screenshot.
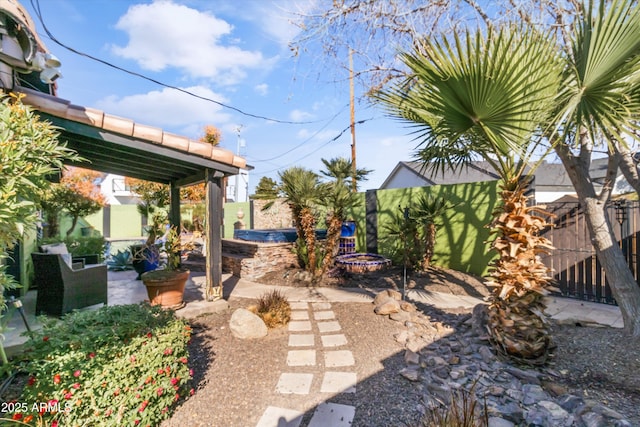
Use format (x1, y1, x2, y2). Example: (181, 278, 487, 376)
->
(550, 0, 640, 336)
(412, 194, 451, 271)
(279, 167, 322, 274)
(320, 157, 372, 190)
(318, 157, 366, 273)
(376, 25, 562, 364)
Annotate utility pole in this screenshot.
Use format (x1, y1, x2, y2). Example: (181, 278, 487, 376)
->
(349, 49, 357, 192)
(235, 125, 243, 202)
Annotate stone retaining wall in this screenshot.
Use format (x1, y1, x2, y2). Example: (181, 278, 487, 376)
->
(221, 238, 298, 279)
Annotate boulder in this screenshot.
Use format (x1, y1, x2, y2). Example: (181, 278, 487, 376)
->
(374, 298, 401, 315)
(373, 289, 402, 306)
(229, 308, 268, 339)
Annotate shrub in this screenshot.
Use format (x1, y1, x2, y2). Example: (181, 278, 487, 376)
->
(250, 290, 291, 328)
(419, 383, 488, 427)
(13, 303, 193, 426)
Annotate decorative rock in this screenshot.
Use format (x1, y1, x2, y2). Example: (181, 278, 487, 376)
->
(404, 349, 420, 365)
(373, 289, 402, 306)
(293, 270, 313, 282)
(374, 298, 401, 315)
(390, 310, 412, 322)
(229, 308, 268, 339)
(488, 417, 516, 427)
(400, 366, 421, 382)
(394, 330, 409, 344)
(400, 301, 417, 312)
(377, 295, 634, 427)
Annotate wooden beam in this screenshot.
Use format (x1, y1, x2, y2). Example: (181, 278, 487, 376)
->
(205, 169, 224, 301)
(169, 182, 180, 230)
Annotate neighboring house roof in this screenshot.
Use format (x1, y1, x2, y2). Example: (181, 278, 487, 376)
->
(380, 158, 634, 196)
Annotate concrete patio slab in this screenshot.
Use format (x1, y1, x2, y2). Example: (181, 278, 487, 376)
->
(320, 371, 357, 394)
(324, 350, 355, 367)
(288, 334, 315, 347)
(275, 373, 313, 395)
(256, 406, 303, 427)
(308, 402, 356, 427)
(317, 321, 341, 333)
(286, 350, 316, 367)
(320, 334, 348, 347)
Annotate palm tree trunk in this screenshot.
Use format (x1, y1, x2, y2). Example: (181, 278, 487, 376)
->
(556, 142, 640, 336)
(321, 215, 343, 274)
(582, 198, 640, 336)
(422, 222, 436, 270)
(300, 207, 317, 274)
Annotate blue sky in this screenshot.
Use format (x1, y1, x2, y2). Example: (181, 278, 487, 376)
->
(23, 0, 417, 198)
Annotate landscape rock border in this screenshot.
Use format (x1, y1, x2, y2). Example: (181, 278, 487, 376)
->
(372, 291, 633, 427)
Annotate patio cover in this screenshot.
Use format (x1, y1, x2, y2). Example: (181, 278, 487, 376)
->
(13, 86, 245, 300)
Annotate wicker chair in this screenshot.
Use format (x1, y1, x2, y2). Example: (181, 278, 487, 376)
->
(31, 253, 108, 316)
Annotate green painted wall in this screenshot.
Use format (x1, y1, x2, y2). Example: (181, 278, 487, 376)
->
(223, 202, 251, 238)
(373, 182, 499, 276)
(109, 205, 143, 238)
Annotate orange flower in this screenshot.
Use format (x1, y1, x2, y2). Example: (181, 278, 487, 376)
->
(24, 415, 34, 423)
(12, 413, 22, 420)
(53, 374, 61, 384)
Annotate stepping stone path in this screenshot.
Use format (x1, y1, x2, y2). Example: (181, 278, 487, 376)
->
(256, 301, 357, 427)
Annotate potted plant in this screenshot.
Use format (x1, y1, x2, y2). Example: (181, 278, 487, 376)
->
(131, 211, 164, 279)
(141, 226, 189, 309)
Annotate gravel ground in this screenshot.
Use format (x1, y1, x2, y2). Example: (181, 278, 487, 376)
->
(164, 266, 640, 426)
(162, 299, 416, 427)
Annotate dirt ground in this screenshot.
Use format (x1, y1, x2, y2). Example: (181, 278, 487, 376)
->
(171, 265, 640, 425)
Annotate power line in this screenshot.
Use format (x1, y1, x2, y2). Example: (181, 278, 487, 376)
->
(254, 118, 371, 175)
(29, 0, 331, 125)
(249, 104, 348, 162)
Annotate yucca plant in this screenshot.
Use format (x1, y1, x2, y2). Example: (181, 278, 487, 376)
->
(375, 24, 562, 363)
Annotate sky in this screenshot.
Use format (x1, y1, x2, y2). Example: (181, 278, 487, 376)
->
(21, 0, 419, 200)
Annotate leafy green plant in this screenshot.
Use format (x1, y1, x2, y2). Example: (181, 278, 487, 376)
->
(106, 249, 133, 271)
(250, 290, 291, 328)
(13, 303, 193, 426)
(65, 235, 107, 259)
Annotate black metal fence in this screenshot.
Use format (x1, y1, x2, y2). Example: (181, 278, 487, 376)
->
(540, 201, 640, 305)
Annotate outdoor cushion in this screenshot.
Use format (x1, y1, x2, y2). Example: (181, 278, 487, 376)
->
(40, 243, 73, 267)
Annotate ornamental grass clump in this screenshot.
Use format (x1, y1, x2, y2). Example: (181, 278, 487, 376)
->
(250, 290, 291, 328)
(13, 303, 193, 426)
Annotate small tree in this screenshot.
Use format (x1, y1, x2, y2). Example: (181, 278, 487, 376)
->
(40, 167, 106, 237)
(412, 193, 452, 270)
(125, 178, 169, 245)
(0, 93, 78, 363)
(251, 177, 280, 200)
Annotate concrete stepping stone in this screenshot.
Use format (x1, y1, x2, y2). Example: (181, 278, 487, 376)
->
(320, 334, 348, 347)
(317, 321, 341, 333)
(308, 402, 356, 427)
(256, 406, 303, 427)
(324, 350, 355, 367)
(312, 302, 332, 310)
(275, 373, 313, 394)
(290, 311, 310, 320)
(288, 320, 312, 332)
(290, 302, 309, 310)
(314, 310, 335, 320)
(287, 349, 316, 366)
(288, 334, 314, 347)
(320, 371, 357, 394)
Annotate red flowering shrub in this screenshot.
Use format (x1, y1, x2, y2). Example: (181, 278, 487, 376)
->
(14, 303, 192, 426)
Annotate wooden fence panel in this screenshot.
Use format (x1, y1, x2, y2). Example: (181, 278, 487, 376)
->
(541, 201, 640, 305)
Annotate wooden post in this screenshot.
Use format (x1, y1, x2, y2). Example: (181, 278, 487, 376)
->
(169, 182, 181, 230)
(205, 169, 224, 301)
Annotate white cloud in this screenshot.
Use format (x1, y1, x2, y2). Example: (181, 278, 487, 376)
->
(289, 109, 314, 121)
(95, 85, 232, 135)
(254, 83, 269, 96)
(111, 1, 265, 84)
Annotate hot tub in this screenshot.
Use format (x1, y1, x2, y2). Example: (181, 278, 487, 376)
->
(233, 228, 327, 243)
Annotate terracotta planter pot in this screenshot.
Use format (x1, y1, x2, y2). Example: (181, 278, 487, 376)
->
(141, 269, 189, 309)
